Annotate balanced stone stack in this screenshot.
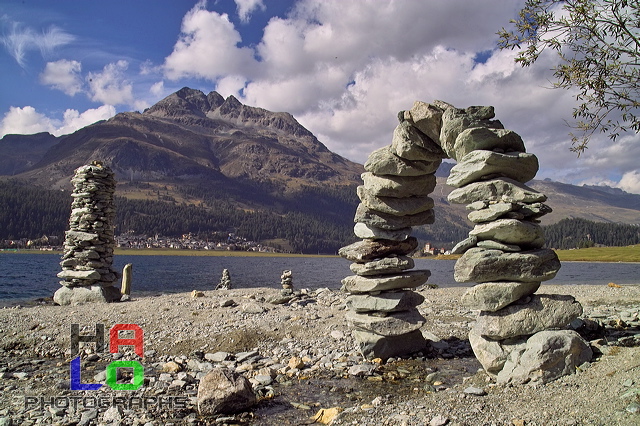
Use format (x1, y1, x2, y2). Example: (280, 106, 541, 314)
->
(280, 270, 293, 293)
(338, 106, 450, 359)
(216, 269, 232, 290)
(54, 162, 121, 305)
(438, 105, 592, 384)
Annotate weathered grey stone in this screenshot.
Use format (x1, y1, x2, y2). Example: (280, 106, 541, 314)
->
(355, 203, 435, 229)
(346, 290, 425, 313)
(461, 281, 541, 311)
(339, 237, 419, 262)
(391, 121, 446, 161)
(467, 200, 489, 211)
(516, 202, 553, 219)
(476, 240, 522, 252)
(469, 219, 544, 247)
(448, 178, 547, 205)
(473, 294, 583, 340)
(349, 255, 415, 276)
(358, 186, 434, 216)
(341, 270, 431, 294)
(468, 330, 527, 375)
(361, 172, 437, 198)
(354, 223, 412, 241)
(453, 127, 526, 160)
(53, 285, 121, 305)
(468, 203, 515, 223)
(364, 146, 440, 176)
(65, 231, 100, 243)
(454, 248, 561, 283)
(407, 101, 447, 143)
(346, 308, 426, 336)
(57, 270, 101, 280)
(439, 106, 503, 160)
(447, 151, 539, 188)
(496, 330, 593, 384)
(450, 236, 478, 254)
(197, 368, 257, 415)
(353, 328, 427, 360)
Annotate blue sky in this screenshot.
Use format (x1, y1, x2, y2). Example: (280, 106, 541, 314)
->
(1, 0, 640, 194)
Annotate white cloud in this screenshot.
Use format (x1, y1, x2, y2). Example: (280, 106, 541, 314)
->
(1, 22, 74, 67)
(56, 105, 116, 136)
(618, 170, 640, 194)
(235, 0, 266, 23)
(150, 81, 165, 97)
(87, 60, 135, 106)
(0, 105, 116, 138)
(40, 59, 83, 96)
(163, 0, 258, 81)
(0, 106, 55, 136)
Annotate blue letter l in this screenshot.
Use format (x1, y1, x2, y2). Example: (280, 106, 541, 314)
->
(70, 357, 102, 391)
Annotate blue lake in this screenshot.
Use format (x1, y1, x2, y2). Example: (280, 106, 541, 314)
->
(1, 252, 639, 302)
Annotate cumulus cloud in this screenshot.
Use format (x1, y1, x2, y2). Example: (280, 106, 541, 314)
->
(150, 81, 165, 97)
(0, 105, 116, 138)
(1, 22, 74, 67)
(0, 106, 55, 136)
(235, 0, 266, 23)
(87, 60, 135, 106)
(618, 170, 640, 194)
(163, 0, 258, 80)
(40, 59, 83, 96)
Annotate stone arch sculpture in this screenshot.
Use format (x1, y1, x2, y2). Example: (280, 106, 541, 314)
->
(339, 101, 592, 384)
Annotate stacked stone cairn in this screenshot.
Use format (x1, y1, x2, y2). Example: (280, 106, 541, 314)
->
(438, 104, 592, 384)
(338, 103, 450, 359)
(280, 270, 294, 294)
(216, 269, 232, 290)
(54, 162, 121, 305)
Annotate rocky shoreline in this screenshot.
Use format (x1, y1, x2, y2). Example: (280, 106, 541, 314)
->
(0, 284, 639, 425)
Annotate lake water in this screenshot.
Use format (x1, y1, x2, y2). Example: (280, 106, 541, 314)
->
(1, 252, 639, 302)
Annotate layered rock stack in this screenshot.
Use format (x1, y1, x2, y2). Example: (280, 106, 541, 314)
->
(54, 162, 121, 305)
(280, 270, 293, 293)
(439, 105, 592, 384)
(216, 269, 232, 290)
(338, 106, 449, 359)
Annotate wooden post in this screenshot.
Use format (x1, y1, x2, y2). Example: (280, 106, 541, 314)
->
(121, 263, 132, 295)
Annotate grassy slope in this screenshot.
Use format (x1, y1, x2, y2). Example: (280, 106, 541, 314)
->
(554, 244, 640, 262)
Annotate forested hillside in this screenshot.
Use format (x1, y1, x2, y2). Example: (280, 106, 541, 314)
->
(0, 179, 358, 253)
(543, 218, 640, 249)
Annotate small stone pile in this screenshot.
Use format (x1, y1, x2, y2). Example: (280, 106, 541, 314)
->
(54, 162, 121, 305)
(216, 269, 232, 290)
(338, 104, 449, 359)
(280, 270, 293, 293)
(439, 104, 592, 383)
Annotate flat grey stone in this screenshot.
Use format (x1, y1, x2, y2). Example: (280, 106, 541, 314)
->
(354, 223, 412, 241)
(358, 185, 434, 216)
(468, 203, 515, 223)
(461, 281, 540, 311)
(53, 285, 121, 305)
(407, 100, 447, 144)
(476, 240, 521, 252)
(353, 328, 427, 360)
(364, 146, 440, 176)
(473, 294, 583, 340)
(339, 237, 418, 262)
(450, 236, 478, 255)
(341, 270, 431, 294)
(349, 255, 415, 276)
(361, 172, 437, 198)
(453, 248, 560, 283)
(439, 106, 503, 160)
(448, 178, 547, 205)
(391, 121, 446, 161)
(469, 219, 544, 247)
(346, 308, 426, 336)
(346, 290, 425, 313)
(354, 203, 435, 229)
(447, 151, 539, 188)
(453, 127, 525, 160)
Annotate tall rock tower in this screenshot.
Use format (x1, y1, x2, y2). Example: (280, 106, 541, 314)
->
(53, 162, 121, 305)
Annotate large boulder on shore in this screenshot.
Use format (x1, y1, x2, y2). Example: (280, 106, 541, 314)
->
(197, 368, 257, 415)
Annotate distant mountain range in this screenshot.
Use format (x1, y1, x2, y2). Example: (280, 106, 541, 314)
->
(1, 88, 638, 252)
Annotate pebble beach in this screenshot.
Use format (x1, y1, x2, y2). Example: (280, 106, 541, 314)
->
(1, 284, 639, 425)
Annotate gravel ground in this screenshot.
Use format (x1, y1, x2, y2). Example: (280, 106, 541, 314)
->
(0, 284, 638, 425)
